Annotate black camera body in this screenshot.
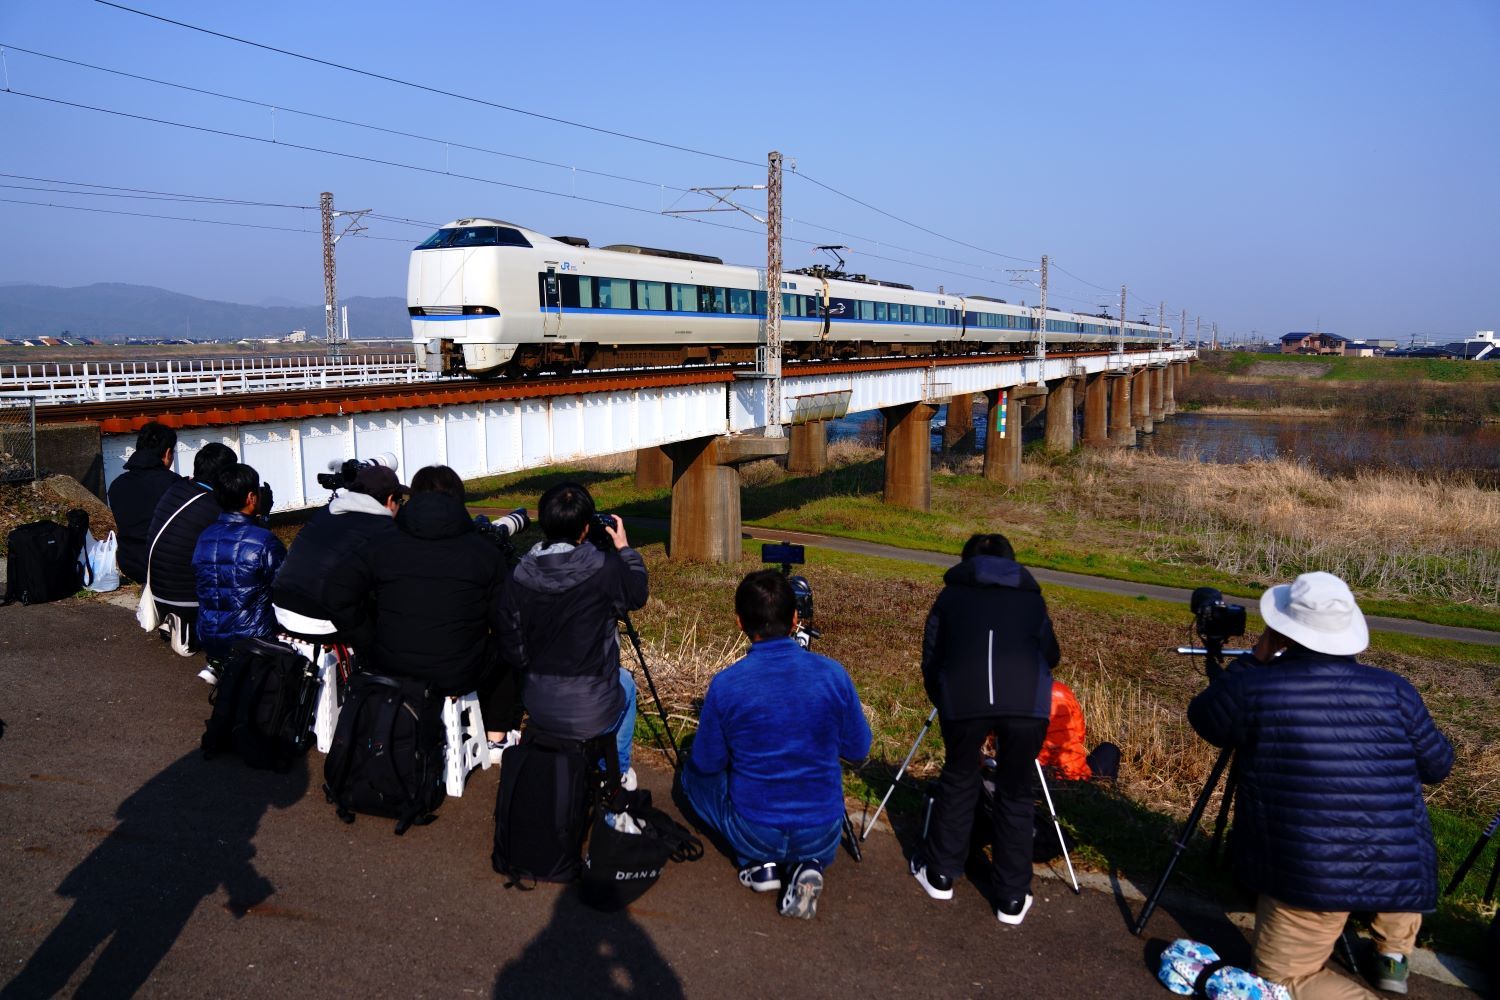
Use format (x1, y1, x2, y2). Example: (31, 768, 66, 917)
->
(474, 508, 530, 563)
(762, 542, 819, 646)
(316, 454, 399, 493)
(587, 512, 618, 550)
(1191, 587, 1247, 643)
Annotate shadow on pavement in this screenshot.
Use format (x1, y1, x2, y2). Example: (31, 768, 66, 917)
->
(493, 888, 683, 999)
(1, 750, 308, 998)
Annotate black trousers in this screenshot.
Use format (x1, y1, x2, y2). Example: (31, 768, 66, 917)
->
(924, 715, 1048, 898)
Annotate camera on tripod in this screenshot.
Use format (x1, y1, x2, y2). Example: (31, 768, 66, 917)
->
(1190, 587, 1247, 643)
(316, 452, 399, 493)
(762, 542, 819, 647)
(473, 508, 530, 563)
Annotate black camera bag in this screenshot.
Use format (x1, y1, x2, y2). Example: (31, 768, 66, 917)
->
(580, 788, 703, 911)
(492, 728, 597, 885)
(323, 673, 446, 834)
(202, 637, 319, 772)
(2, 510, 89, 606)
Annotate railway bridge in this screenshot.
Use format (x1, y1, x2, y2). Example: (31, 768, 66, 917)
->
(28, 348, 1195, 561)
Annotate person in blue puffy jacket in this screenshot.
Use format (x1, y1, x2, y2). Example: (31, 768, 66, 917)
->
(192, 463, 285, 683)
(1188, 571, 1453, 999)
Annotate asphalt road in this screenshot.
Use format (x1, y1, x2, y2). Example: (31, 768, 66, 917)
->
(0, 599, 1481, 998)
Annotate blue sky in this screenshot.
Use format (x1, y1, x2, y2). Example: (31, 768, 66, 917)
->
(1, 0, 1496, 340)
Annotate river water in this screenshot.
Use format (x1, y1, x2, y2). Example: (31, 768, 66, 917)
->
(828, 407, 1500, 482)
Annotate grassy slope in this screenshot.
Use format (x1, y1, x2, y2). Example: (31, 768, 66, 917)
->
(472, 468, 1498, 956)
(1219, 351, 1500, 383)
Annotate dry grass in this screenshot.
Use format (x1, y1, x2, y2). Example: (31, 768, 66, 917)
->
(0, 476, 114, 550)
(1029, 450, 1500, 608)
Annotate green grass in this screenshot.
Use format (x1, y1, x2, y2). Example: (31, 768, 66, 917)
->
(1216, 351, 1500, 383)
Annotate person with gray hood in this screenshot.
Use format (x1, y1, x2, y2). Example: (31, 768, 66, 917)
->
(495, 481, 646, 783)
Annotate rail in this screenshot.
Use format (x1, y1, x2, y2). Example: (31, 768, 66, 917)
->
(0, 354, 435, 404)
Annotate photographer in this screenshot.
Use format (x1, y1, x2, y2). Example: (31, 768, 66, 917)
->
(108, 421, 181, 584)
(325, 465, 508, 704)
(192, 463, 285, 680)
(910, 532, 1060, 926)
(680, 570, 871, 921)
(271, 464, 405, 641)
(1188, 572, 1453, 998)
(144, 442, 237, 661)
(494, 482, 646, 782)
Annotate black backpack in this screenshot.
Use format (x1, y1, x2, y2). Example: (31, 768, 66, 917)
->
(323, 673, 446, 835)
(2, 509, 89, 606)
(492, 729, 600, 885)
(202, 637, 319, 772)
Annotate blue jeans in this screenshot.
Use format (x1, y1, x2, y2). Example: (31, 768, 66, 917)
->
(681, 764, 841, 870)
(596, 667, 636, 774)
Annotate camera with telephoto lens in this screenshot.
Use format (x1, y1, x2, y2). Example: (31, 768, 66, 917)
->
(1190, 587, 1247, 643)
(316, 452, 399, 492)
(473, 508, 530, 563)
(762, 542, 819, 647)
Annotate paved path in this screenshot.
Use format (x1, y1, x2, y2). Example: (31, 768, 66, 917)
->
(731, 525, 1500, 648)
(0, 598, 1481, 998)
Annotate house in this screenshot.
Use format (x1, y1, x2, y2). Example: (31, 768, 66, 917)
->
(1280, 332, 1349, 355)
(1346, 342, 1377, 357)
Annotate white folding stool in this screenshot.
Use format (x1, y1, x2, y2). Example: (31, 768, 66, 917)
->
(441, 693, 491, 797)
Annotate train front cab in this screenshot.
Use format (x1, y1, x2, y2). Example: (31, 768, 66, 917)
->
(408, 220, 531, 376)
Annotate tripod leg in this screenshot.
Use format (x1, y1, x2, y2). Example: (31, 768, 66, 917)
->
(1485, 843, 1500, 905)
(620, 614, 681, 770)
(1035, 759, 1080, 894)
(842, 811, 863, 863)
(1208, 758, 1239, 864)
(1133, 747, 1234, 936)
(861, 707, 938, 841)
(1444, 808, 1500, 897)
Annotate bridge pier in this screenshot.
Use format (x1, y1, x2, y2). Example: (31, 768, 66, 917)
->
(1131, 369, 1154, 434)
(1044, 377, 1077, 453)
(941, 393, 975, 453)
(787, 420, 829, 476)
(1082, 372, 1109, 448)
(1150, 366, 1166, 423)
(882, 401, 939, 510)
(634, 446, 672, 491)
(982, 386, 1041, 484)
(1108, 373, 1136, 447)
(664, 434, 789, 562)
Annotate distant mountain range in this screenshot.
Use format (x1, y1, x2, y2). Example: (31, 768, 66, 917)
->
(0, 283, 410, 340)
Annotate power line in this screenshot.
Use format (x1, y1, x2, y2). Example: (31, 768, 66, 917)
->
(0, 194, 413, 240)
(90, 0, 763, 169)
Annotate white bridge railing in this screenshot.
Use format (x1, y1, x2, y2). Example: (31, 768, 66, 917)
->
(0, 354, 438, 405)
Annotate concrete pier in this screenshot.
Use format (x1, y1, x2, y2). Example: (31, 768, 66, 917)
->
(1131, 369, 1154, 434)
(634, 446, 672, 491)
(787, 421, 829, 476)
(1082, 373, 1109, 448)
(941, 393, 976, 453)
(882, 401, 939, 510)
(982, 387, 1040, 485)
(1044, 378, 1077, 453)
(1108, 373, 1136, 447)
(664, 434, 789, 562)
(1150, 367, 1166, 422)
(1163, 362, 1178, 415)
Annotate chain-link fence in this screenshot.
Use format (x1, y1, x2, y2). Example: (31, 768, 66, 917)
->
(0, 396, 38, 483)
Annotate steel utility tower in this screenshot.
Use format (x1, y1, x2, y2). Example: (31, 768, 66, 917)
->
(765, 151, 784, 436)
(319, 192, 369, 361)
(1117, 285, 1127, 356)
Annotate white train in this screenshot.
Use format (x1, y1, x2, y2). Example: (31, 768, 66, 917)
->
(407, 218, 1167, 378)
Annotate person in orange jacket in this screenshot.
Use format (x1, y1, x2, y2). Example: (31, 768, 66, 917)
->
(1038, 680, 1119, 781)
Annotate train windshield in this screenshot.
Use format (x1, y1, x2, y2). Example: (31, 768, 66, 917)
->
(416, 226, 532, 250)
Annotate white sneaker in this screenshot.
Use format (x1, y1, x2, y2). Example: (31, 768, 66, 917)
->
(196, 663, 219, 687)
(996, 893, 1033, 926)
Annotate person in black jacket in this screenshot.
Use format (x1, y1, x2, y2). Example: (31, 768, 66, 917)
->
(1188, 572, 1452, 997)
(495, 482, 647, 783)
(108, 422, 181, 583)
(325, 465, 507, 702)
(272, 464, 405, 641)
(144, 443, 236, 661)
(910, 532, 1060, 926)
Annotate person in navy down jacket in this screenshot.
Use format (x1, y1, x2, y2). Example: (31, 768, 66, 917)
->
(108, 421, 181, 584)
(1188, 571, 1452, 999)
(910, 532, 1061, 926)
(681, 569, 872, 921)
(192, 463, 285, 682)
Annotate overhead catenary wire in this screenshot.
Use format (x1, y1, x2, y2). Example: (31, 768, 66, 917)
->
(0, 194, 413, 241)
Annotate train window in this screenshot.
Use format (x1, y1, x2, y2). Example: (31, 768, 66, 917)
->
(597, 277, 631, 310)
(700, 287, 728, 313)
(728, 289, 753, 314)
(636, 280, 667, 311)
(574, 276, 595, 308)
(871, 302, 884, 321)
(806, 296, 818, 316)
(753, 291, 766, 314)
(671, 284, 699, 312)
(415, 226, 532, 250)
(923, 307, 934, 324)
(900, 304, 913, 323)
(781, 293, 803, 317)
(855, 300, 872, 320)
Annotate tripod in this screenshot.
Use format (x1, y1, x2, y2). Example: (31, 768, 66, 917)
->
(1132, 638, 1248, 936)
(1444, 806, 1500, 904)
(619, 611, 681, 771)
(861, 706, 1080, 894)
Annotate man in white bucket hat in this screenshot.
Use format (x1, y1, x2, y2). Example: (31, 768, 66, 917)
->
(1189, 572, 1453, 999)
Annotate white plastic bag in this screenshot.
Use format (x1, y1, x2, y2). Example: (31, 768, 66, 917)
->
(83, 531, 120, 593)
(136, 581, 160, 630)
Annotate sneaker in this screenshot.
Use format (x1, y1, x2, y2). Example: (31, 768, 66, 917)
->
(737, 862, 781, 893)
(910, 856, 954, 900)
(196, 662, 220, 687)
(996, 893, 1033, 926)
(1368, 953, 1409, 995)
(779, 862, 823, 919)
(621, 767, 638, 792)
